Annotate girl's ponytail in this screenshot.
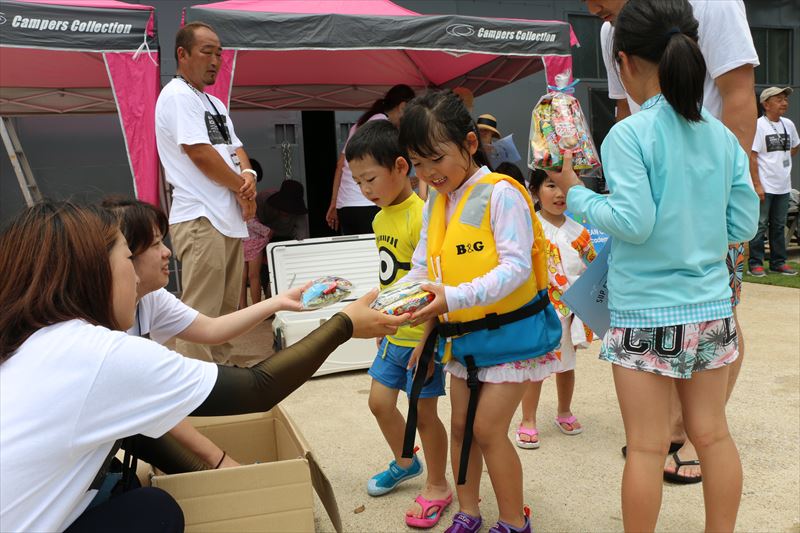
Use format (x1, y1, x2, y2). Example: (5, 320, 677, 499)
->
(355, 84, 416, 127)
(659, 30, 705, 122)
(613, 0, 706, 123)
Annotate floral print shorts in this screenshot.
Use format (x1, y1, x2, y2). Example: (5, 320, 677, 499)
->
(599, 317, 738, 379)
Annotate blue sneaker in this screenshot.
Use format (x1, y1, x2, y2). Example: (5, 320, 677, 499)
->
(366, 455, 423, 496)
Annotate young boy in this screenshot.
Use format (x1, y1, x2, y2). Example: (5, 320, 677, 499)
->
(345, 120, 452, 528)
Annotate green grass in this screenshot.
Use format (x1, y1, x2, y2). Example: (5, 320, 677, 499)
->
(744, 260, 800, 289)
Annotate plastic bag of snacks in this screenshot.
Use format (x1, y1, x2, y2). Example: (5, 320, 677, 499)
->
(370, 281, 435, 316)
(528, 71, 600, 172)
(301, 276, 353, 310)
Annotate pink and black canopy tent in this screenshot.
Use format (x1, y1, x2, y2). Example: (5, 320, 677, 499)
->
(0, 0, 160, 204)
(183, 0, 578, 110)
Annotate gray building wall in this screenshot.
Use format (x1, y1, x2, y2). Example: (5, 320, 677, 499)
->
(2, 0, 798, 224)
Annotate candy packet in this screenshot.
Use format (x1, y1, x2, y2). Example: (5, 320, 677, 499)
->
(528, 71, 600, 172)
(301, 276, 353, 309)
(370, 281, 435, 316)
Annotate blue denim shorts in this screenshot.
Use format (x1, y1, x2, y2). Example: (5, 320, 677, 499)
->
(368, 338, 446, 398)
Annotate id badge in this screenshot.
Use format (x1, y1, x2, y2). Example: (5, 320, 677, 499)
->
(784, 157, 791, 168)
(230, 151, 241, 168)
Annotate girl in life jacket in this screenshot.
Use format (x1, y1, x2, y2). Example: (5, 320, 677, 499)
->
(397, 90, 561, 533)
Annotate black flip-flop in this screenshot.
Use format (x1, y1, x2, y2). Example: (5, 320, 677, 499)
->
(621, 441, 683, 458)
(663, 452, 702, 484)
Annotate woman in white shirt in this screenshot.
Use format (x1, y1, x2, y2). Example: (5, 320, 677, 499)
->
(0, 201, 405, 533)
(325, 84, 415, 234)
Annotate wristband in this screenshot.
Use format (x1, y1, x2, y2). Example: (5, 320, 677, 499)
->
(242, 168, 257, 179)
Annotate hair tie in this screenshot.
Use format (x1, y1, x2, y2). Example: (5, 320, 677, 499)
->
(666, 26, 681, 38)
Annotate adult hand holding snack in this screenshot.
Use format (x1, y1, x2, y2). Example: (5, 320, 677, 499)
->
(341, 289, 410, 338)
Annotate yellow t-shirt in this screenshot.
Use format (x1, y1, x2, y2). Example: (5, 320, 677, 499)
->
(372, 192, 425, 347)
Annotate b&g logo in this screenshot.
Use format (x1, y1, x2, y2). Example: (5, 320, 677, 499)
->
(456, 241, 484, 255)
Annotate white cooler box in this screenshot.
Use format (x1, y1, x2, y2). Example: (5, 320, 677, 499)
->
(268, 234, 380, 377)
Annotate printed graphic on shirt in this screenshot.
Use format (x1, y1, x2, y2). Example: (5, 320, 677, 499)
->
(378, 245, 411, 285)
(765, 133, 790, 153)
(205, 111, 230, 145)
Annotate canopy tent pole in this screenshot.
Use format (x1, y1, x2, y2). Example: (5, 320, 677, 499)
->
(1, 117, 41, 208)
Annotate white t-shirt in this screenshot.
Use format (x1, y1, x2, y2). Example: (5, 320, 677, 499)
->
(156, 78, 247, 238)
(127, 288, 199, 344)
(752, 116, 799, 194)
(336, 113, 389, 209)
(601, 0, 759, 119)
(0, 320, 217, 532)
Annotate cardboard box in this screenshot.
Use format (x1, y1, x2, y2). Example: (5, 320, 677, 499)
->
(151, 408, 341, 532)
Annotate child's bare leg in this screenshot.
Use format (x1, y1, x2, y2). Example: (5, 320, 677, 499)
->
(473, 381, 528, 528)
(555, 369, 580, 430)
(449, 375, 484, 517)
(676, 365, 741, 532)
(368, 380, 412, 468)
(612, 364, 672, 533)
(665, 385, 701, 480)
(406, 397, 451, 518)
(518, 381, 543, 444)
(247, 253, 263, 304)
(725, 311, 744, 402)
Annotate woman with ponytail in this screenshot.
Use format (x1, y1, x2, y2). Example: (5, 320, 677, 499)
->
(326, 84, 416, 234)
(547, 1, 759, 531)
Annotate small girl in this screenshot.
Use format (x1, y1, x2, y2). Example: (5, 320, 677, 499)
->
(515, 170, 596, 449)
(399, 90, 561, 533)
(547, 0, 759, 530)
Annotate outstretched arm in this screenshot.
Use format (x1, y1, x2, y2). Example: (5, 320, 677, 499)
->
(178, 286, 305, 345)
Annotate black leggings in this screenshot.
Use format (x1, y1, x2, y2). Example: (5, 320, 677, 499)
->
(123, 313, 354, 474)
(64, 487, 183, 533)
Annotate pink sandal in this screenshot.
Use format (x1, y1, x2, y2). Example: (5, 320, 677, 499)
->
(515, 424, 540, 449)
(554, 415, 583, 435)
(405, 493, 453, 529)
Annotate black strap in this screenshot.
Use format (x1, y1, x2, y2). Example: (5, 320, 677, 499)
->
(120, 436, 139, 491)
(203, 95, 232, 145)
(176, 75, 231, 144)
(88, 440, 123, 492)
(402, 326, 439, 458)
(437, 295, 549, 339)
(457, 356, 481, 485)
(401, 294, 550, 484)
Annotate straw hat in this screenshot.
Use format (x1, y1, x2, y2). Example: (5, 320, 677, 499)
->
(477, 114, 501, 139)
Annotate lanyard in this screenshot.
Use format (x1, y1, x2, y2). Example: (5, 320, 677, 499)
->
(766, 117, 789, 151)
(176, 75, 231, 145)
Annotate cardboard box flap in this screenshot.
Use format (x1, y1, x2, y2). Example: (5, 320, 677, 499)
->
(305, 450, 342, 533)
(275, 407, 343, 533)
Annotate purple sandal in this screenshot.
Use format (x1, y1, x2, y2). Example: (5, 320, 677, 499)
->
(444, 512, 483, 533)
(489, 516, 531, 533)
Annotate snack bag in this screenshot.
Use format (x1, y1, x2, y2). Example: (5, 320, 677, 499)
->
(301, 276, 353, 309)
(528, 71, 600, 172)
(370, 281, 435, 316)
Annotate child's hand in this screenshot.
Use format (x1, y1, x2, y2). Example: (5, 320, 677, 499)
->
(409, 284, 447, 327)
(545, 150, 583, 193)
